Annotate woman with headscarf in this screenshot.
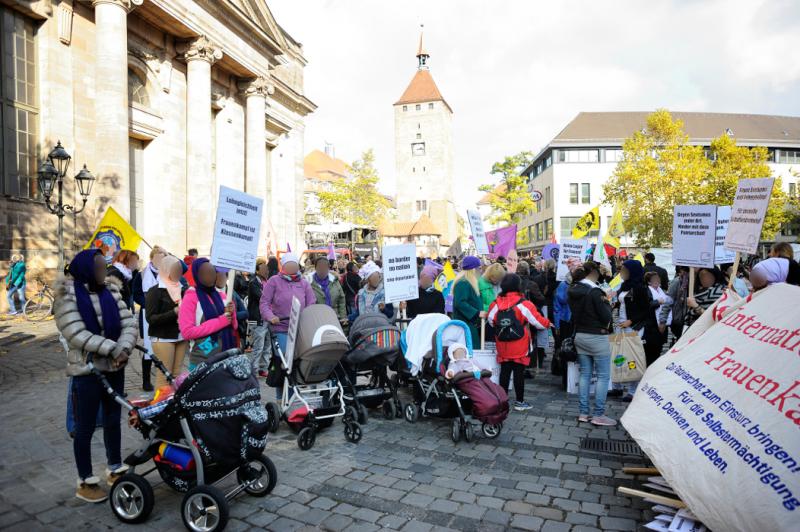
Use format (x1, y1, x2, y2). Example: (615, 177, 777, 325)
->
(355, 261, 394, 320)
(54, 249, 138, 503)
(405, 262, 445, 319)
(769, 243, 800, 286)
(343, 261, 362, 316)
(750, 257, 790, 291)
(132, 245, 166, 391)
(106, 250, 139, 311)
(178, 258, 238, 370)
(309, 256, 348, 324)
(145, 255, 187, 388)
(452, 256, 483, 346)
(661, 266, 689, 344)
(686, 267, 726, 325)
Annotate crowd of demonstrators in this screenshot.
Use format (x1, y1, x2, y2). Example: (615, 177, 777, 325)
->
(4, 254, 27, 315)
(308, 257, 348, 325)
(353, 260, 393, 320)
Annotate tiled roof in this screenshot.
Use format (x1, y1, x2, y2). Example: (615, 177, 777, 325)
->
(304, 149, 349, 181)
(380, 214, 442, 237)
(409, 214, 441, 236)
(395, 70, 452, 112)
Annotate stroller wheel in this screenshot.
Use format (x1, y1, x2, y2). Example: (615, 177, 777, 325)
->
(403, 403, 418, 423)
(451, 419, 461, 443)
(344, 421, 363, 443)
(357, 403, 368, 425)
(345, 405, 358, 423)
(181, 485, 229, 532)
(382, 400, 397, 420)
(463, 422, 474, 443)
(297, 426, 316, 450)
(236, 455, 278, 497)
(265, 402, 281, 433)
(110, 473, 154, 524)
(481, 422, 502, 439)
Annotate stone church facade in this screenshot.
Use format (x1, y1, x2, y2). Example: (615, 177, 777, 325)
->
(0, 0, 314, 280)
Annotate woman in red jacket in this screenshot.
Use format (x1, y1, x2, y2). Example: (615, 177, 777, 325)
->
(488, 273, 551, 411)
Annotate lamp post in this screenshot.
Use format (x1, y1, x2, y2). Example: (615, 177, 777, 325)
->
(37, 141, 95, 273)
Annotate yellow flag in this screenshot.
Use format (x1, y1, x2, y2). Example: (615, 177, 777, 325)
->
(633, 253, 645, 265)
(603, 233, 621, 249)
(435, 260, 456, 292)
(85, 206, 143, 263)
(608, 203, 625, 238)
(572, 206, 600, 238)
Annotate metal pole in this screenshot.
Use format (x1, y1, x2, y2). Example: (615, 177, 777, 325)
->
(57, 177, 65, 273)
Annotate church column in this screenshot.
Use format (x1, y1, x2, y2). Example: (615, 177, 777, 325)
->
(240, 76, 273, 200)
(180, 36, 222, 254)
(92, 0, 136, 219)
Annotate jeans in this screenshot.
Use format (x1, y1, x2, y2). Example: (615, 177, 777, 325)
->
(6, 284, 25, 313)
(575, 333, 611, 417)
(250, 323, 271, 371)
(499, 361, 525, 402)
(71, 369, 125, 480)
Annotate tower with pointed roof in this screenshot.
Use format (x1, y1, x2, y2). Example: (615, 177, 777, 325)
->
(392, 30, 458, 254)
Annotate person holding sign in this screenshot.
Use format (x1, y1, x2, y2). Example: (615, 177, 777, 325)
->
(178, 258, 238, 370)
(686, 267, 725, 325)
(355, 261, 394, 320)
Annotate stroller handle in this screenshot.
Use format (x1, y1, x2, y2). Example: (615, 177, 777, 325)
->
(134, 345, 175, 385)
(86, 352, 154, 427)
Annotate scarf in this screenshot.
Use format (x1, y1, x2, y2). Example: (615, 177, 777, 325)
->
(190, 258, 235, 350)
(314, 273, 332, 306)
(141, 262, 159, 294)
(112, 262, 132, 281)
(159, 255, 183, 303)
(68, 249, 121, 341)
(281, 270, 301, 283)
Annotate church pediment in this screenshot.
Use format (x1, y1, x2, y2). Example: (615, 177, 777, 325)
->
(223, 0, 289, 55)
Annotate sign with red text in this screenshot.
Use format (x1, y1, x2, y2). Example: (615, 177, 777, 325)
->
(622, 283, 800, 532)
(724, 178, 775, 255)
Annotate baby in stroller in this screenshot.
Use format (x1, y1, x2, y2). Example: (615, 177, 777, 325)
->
(444, 342, 481, 379)
(92, 346, 276, 532)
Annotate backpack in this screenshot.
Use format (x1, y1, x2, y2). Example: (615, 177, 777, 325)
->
(495, 298, 526, 342)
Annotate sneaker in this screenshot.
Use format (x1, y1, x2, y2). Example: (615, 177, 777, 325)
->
(578, 414, 591, 423)
(607, 389, 623, 397)
(76, 477, 107, 503)
(622, 395, 633, 403)
(513, 401, 533, 412)
(590, 415, 618, 427)
(105, 465, 129, 486)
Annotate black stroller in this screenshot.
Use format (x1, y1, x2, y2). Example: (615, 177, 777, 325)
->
(337, 312, 403, 422)
(92, 346, 276, 532)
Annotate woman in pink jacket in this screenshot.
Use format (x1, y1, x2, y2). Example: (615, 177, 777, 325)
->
(179, 258, 238, 369)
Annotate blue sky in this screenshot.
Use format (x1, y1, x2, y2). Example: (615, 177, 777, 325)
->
(271, 0, 800, 209)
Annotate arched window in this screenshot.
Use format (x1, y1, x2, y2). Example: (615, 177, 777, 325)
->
(128, 69, 149, 107)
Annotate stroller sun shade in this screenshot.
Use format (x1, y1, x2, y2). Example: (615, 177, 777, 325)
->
(293, 304, 350, 384)
(344, 313, 401, 367)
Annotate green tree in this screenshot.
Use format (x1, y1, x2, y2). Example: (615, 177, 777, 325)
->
(317, 149, 391, 227)
(478, 151, 536, 225)
(603, 109, 791, 246)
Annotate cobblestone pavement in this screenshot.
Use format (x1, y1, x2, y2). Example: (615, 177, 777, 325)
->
(0, 316, 654, 531)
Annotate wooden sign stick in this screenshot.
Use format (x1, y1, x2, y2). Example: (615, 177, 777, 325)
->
(622, 467, 660, 475)
(617, 487, 686, 508)
(727, 252, 741, 289)
(688, 267, 696, 298)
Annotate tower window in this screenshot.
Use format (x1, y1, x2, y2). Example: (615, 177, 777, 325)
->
(411, 142, 425, 156)
(403, 105, 407, 111)
(416, 200, 427, 211)
(415, 104, 421, 111)
(423, 166, 426, 172)
(412, 167, 415, 173)
(428, 103, 434, 109)
(417, 123, 420, 129)
(416, 133, 421, 139)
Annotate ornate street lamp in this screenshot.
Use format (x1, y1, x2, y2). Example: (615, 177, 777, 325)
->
(37, 141, 94, 273)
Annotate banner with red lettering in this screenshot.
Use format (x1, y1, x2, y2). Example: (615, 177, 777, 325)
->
(622, 283, 800, 532)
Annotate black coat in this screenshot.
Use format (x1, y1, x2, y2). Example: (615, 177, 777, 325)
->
(406, 287, 445, 319)
(567, 281, 613, 334)
(247, 276, 265, 323)
(622, 283, 661, 344)
(145, 286, 181, 339)
(519, 273, 545, 310)
(106, 265, 134, 310)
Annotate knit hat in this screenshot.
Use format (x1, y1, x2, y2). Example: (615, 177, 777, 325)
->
(420, 264, 440, 281)
(448, 342, 468, 361)
(280, 252, 299, 267)
(461, 256, 481, 270)
(752, 257, 789, 285)
(359, 260, 381, 280)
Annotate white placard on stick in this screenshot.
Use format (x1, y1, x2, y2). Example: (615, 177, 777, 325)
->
(714, 206, 736, 265)
(210, 185, 264, 272)
(724, 178, 775, 255)
(382, 244, 418, 304)
(467, 209, 490, 256)
(672, 205, 716, 268)
(556, 238, 589, 281)
(284, 296, 302, 372)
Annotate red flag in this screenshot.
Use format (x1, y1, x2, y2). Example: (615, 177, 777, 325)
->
(603, 243, 617, 257)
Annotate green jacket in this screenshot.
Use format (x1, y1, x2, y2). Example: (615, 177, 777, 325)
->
(7, 261, 26, 288)
(452, 279, 482, 347)
(309, 273, 347, 321)
(478, 276, 498, 312)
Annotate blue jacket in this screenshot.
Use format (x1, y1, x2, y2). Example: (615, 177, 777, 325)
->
(553, 281, 571, 325)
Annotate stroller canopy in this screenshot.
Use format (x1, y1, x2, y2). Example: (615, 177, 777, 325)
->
(293, 304, 349, 383)
(344, 313, 401, 367)
(403, 314, 470, 376)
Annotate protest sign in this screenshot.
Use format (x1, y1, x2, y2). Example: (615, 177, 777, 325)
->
(382, 244, 418, 304)
(467, 209, 490, 255)
(210, 186, 264, 272)
(556, 238, 589, 281)
(284, 297, 302, 371)
(714, 206, 736, 265)
(724, 178, 775, 254)
(672, 205, 716, 268)
(542, 243, 560, 262)
(621, 283, 800, 532)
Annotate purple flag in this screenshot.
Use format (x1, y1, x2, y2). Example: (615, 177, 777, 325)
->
(286, 242, 291, 253)
(542, 243, 560, 262)
(484, 224, 517, 259)
(327, 241, 336, 260)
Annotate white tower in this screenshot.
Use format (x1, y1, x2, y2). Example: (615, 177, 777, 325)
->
(393, 30, 459, 248)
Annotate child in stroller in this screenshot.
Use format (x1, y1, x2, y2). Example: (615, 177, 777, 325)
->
(264, 303, 363, 450)
(401, 315, 509, 442)
(94, 346, 276, 532)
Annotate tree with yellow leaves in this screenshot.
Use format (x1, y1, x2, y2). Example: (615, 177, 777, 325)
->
(478, 151, 536, 225)
(317, 149, 391, 227)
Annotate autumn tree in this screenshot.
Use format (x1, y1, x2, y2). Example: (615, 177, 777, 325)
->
(603, 109, 791, 247)
(478, 151, 536, 225)
(317, 149, 391, 227)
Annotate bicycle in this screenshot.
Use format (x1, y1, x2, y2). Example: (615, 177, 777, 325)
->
(24, 278, 54, 321)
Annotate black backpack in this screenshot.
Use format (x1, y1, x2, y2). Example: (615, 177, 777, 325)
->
(495, 298, 526, 342)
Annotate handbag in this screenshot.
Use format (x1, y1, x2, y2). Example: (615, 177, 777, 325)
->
(609, 332, 647, 383)
(558, 335, 578, 363)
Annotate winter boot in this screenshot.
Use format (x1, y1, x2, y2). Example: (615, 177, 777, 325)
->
(142, 358, 153, 392)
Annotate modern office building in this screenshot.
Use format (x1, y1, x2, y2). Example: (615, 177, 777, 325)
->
(517, 112, 800, 253)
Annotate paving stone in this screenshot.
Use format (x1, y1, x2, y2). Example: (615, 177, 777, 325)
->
(401, 492, 430, 508)
(541, 519, 572, 532)
(310, 496, 337, 510)
(543, 486, 570, 498)
(552, 498, 581, 511)
(532, 506, 564, 521)
(476, 496, 504, 509)
(268, 517, 305, 531)
(504, 500, 533, 514)
(332, 503, 359, 515)
(321, 513, 354, 531)
(599, 516, 638, 530)
(353, 507, 384, 523)
(566, 512, 599, 526)
(245, 511, 278, 528)
(450, 490, 476, 504)
(482, 508, 511, 526)
(524, 493, 551, 506)
(581, 501, 606, 515)
(510, 514, 544, 531)
(401, 519, 433, 532)
(379, 514, 409, 529)
(428, 498, 460, 513)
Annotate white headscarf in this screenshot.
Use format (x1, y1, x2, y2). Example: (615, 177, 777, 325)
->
(359, 260, 381, 281)
(752, 257, 789, 285)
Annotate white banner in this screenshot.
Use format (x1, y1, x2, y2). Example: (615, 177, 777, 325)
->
(672, 205, 717, 268)
(382, 244, 419, 304)
(556, 238, 589, 281)
(621, 283, 800, 532)
(714, 205, 737, 265)
(724, 178, 775, 255)
(284, 296, 302, 372)
(210, 186, 264, 272)
(467, 209, 490, 256)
